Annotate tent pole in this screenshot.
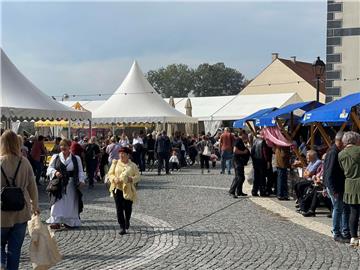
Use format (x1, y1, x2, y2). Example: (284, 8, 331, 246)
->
(310, 124, 315, 150)
(340, 122, 347, 132)
(246, 121, 257, 137)
(315, 123, 331, 148)
(291, 123, 301, 139)
(306, 126, 318, 146)
(276, 119, 306, 167)
(290, 112, 294, 135)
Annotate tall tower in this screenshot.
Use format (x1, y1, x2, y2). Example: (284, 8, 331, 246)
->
(326, 0, 360, 102)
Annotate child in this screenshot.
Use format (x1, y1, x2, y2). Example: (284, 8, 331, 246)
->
(210, 152, 218, 168)
(169, 150, 180, 171)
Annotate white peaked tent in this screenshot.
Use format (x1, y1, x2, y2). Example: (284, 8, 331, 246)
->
(0, 49, 91, 121)
(92, 61, 197, 124)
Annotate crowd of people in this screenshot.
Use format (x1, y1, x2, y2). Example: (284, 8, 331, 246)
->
(1, 126, 360, 269)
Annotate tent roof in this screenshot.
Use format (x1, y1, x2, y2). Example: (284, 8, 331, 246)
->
(233, 107, 276, 128)
(0, 49, 91, 121)
(210, 92, 301, 121)
(164, 96, 235, 121)
(302, 92, 360, 124)
(257, 101, 323, 127)
(92, 61, 197, 124)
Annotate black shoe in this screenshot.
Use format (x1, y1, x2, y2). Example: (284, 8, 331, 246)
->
(237, 192, 248, 196)
(119, 229, 126, 235)
(229, 192, 238, 199)
(334, 235, 349, 243)
(302, 211, 315, 217)
(295, 204, 300, 208)
(158, 172, 161, 175)
(278, 197, 290, 201)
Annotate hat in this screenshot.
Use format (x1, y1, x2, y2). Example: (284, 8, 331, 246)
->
(119, 147, 132, 155)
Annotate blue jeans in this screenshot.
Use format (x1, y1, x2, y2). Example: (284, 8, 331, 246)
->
(327, 188, 350, 237)
(221, 150, 233, 173)
(277, 168, 288, 198)
(1, 222, 27, 270)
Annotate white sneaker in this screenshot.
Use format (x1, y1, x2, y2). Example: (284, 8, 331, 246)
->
(350, 237, 359, 247)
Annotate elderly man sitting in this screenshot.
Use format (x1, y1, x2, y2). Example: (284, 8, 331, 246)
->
(293, 150, 322, 207)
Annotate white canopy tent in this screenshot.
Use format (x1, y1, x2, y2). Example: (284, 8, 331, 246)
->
(0, 49, 91, 121)
(92, 61, 197, 124)
(210, 92, 301, 121)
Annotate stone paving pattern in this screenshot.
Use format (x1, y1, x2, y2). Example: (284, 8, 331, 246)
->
(19, 166, 360, 269)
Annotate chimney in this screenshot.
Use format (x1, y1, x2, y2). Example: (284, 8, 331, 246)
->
(290, 56, 296, 63)
(272, 53, 279, 62)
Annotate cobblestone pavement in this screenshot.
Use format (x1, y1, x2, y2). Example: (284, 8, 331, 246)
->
(19, 166, 360, 269)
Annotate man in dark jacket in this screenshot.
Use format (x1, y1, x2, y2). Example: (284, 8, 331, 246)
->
(251, 135, 267, 196)
(324, 131, 350, 242)
(155, 131, 171, 175)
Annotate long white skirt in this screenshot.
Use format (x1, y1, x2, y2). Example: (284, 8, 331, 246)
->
(47, 178, 81, 227)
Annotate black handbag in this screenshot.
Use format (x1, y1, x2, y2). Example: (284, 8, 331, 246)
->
(1, 160, 25, 211)
(46, 177, 61, 192)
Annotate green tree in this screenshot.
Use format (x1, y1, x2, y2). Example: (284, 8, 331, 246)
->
(146, 64, 194, 98)
(193, 63, 245, 97)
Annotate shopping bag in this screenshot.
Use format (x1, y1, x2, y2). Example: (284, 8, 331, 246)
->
(247, 167, 254, 185)
(28, 215, 62, 270)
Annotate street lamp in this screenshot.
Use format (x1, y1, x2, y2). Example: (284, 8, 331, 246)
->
(312, 56, 325, 102)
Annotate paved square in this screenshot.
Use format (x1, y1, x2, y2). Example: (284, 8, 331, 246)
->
(20, 166, 360, 269)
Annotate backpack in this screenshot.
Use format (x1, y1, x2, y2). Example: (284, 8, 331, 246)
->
(1, 159, 25, 211)
(251, 139, 264, 160)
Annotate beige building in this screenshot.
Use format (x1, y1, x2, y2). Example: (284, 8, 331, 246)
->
(240, 53, 326, 103)
(326, 0, 360, 101)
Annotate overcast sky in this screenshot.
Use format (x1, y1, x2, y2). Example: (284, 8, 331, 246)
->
(2, 1, 327, 99)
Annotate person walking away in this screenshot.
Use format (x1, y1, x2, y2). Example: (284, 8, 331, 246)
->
(155, 131, 171, 175)
(275, 146, 291, 200)
(70, 136, 84, 166)
(219, 127, 235, 175)
(324, 131, 350, 242)
(1, 130, 40, 270)
(250, 134, 267, 196)
(132, 132, 144, 173)
(107, 147, 140, 235)
(338, 131, 360, 247)
(30, 135, 47, 185)
(169, 150, 180, 171)
(84, 136, 100, 189)
(229, 136, 249, 198)
(106, 136, 121, 165)
(197, 135, 213, 174)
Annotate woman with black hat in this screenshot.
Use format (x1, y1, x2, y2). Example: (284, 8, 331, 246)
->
(107, 147, 140, 235)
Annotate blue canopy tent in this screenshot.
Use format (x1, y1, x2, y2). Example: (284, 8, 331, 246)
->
(256, 101, 323, 127)
(233, 107, 276, 129)
(302, 92, 360, 125)
(256, 101, 323, 160)
(301, 93, 360, 147)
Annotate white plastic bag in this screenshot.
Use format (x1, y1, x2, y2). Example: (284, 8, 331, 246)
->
(247, 167, 254, 185)
(27, 215, 62, 270)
